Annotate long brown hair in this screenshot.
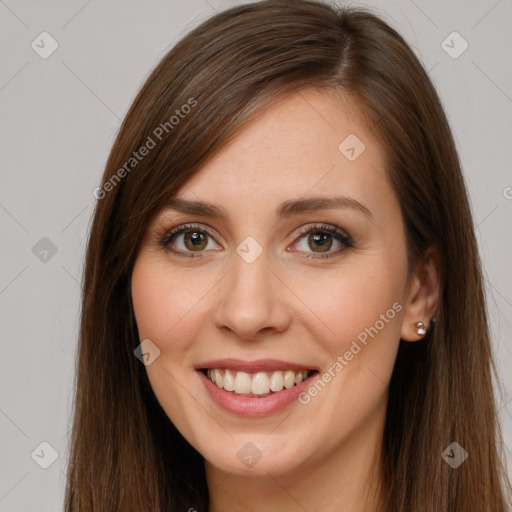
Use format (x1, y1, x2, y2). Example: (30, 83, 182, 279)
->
(64, 1, 512, 510)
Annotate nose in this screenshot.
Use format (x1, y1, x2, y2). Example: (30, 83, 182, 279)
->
(212, 250, 291, 340)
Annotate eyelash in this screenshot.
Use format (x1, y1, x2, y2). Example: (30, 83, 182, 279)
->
(157, 223, 354, 260)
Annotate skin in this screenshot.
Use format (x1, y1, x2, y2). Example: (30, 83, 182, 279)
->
(131, 88, 440, 512)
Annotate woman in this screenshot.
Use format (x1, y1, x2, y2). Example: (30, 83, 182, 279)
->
(64, 1, 512, 510)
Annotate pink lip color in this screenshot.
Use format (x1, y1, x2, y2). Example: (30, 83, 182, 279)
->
(196, 364, 319, 417)
(195, 358, 316, 373)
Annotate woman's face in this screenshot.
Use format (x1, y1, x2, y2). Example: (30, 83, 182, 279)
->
(131, 88, 420, 480)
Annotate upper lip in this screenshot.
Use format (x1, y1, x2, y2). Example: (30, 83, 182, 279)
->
(195, 358, 318, 373)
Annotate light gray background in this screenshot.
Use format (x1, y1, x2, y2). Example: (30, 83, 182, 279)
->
(0, 0, 511, 510)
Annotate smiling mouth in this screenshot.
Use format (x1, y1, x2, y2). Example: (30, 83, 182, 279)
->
(201, 368, 318, 397)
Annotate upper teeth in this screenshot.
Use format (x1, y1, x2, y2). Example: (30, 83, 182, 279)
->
(206, 369, 311, 396)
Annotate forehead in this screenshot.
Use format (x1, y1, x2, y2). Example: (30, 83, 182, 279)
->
(172, 88, 395, 222)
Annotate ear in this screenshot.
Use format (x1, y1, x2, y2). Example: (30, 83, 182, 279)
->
(400, 245, 441, 342)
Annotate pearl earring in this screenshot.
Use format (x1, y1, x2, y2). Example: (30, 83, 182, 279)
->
(415, 321, 427, 336)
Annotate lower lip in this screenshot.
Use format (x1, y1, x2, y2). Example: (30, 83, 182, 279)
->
(197, 370, 319, 417)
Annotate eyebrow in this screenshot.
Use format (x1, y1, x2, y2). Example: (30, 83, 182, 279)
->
(165, 196, 373, 221)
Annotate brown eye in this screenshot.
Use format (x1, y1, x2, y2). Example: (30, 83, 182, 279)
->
(183, 230, 208, 251)
(291, 224, 353, 260)
(160, 224, 222, 258)
(307, 232, 333, 253)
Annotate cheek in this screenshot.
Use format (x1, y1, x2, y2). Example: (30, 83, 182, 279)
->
(131, 254, 208, 354)
(292, 264, 404, 438)
(295, 261, 404, 358)
(131, 256, 207, 434)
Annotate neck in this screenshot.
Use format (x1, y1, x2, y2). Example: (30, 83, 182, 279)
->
(206, 396, 389, 512)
